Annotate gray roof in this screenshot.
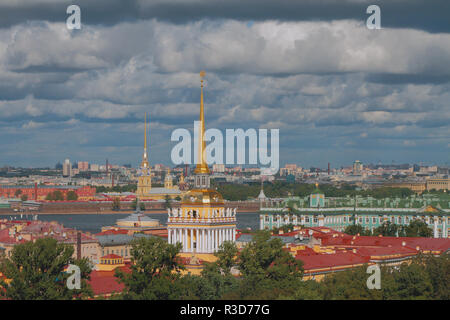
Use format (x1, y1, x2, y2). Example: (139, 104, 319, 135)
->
(96, 233, 157, 246)
(236, 234, 254, 242)
(116, 213, 160, 223)
(148, 188, 181, 195)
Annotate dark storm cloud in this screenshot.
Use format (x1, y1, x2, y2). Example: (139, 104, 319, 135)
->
(0, 0, 449, 32)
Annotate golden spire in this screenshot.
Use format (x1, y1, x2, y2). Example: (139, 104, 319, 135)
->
(141, 112, 149, 168)
(194, 71, 210, 174)
(144, 112, 147, 152)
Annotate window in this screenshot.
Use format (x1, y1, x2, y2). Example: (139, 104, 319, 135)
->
(373, 217, 377, 223)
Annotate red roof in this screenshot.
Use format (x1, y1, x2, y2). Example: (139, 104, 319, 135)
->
(348, 236, 450, 252)
(356, 246, 418, 258)
(95, 229, 128, 236)
(297, 252, 370, 271)
(0, 229, 25, 244)
(89, 270, 125, 296)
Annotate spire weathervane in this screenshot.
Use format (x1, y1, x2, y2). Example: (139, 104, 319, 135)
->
(195, 71, 210, 174)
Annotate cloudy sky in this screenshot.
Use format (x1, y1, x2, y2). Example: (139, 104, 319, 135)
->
(0, 0, 449, 169)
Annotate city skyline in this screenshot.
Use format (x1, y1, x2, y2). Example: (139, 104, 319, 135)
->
(0, 0, 449, 168)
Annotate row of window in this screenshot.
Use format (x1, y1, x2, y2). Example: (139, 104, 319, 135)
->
(102, 248, 128, 257)
(264, 215, 450, 226)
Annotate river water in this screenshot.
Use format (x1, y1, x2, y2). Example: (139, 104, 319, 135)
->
(21, 212, 261, 234)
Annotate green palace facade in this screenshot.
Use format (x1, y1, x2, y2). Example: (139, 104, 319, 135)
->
(259, 189, 450, 238)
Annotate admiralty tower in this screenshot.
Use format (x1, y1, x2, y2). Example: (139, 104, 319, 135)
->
(167, 71, 237, 257)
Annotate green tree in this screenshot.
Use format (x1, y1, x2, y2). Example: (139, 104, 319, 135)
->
(66, 191, 78, 201)
(53, 190, 64, 201)
(420, 254, 450, 300)
(0, 238, 92, 300)
(131, 198, 138, 210)
(390, 261, 433, 299)
(45, 192, 54, 201)
(237, 230, 304, 299)
(115, 237, 185, 300)
(404, 220, 433, 237)
(20, 194, 28, 202)
(112, 197, 120, 211)
(344, 224, 371, 236)
(164, 195, 171, 209)
(131, 199, 146, 211)
(293, 280, 323, 300)
(320, 265, 382, 300)
(373, 221, 403, 237)
(210, 241, 238, 276)
(14, 189, 22, 197)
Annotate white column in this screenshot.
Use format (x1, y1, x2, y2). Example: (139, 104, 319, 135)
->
(217, 229, 220, 249)
(199, 229, 203, 253)
(206, 229, 209, 252)
(208, 229, 211, 252)
(184, 228, 187, 251)
(434, 218, 438, 238)
(203, 229, 206, 252)
(217, 229, 220, 250)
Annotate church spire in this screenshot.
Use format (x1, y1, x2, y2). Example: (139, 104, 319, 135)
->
(194, 71, 210, 174)
(141, 112, 149, 168)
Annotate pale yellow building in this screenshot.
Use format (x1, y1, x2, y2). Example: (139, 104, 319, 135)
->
(426, 178, 450, 191)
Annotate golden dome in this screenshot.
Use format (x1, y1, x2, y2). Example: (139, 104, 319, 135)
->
(181, 189, 224, 206)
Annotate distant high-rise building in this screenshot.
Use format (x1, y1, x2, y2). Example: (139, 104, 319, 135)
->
(285, 164, 297, 170)
(213, 164, 225, 173)
(63, 159, 72, 177)
(353, 160, 363, 175)
(78, 161, 89, 172)
(90, 164, 99, 172)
